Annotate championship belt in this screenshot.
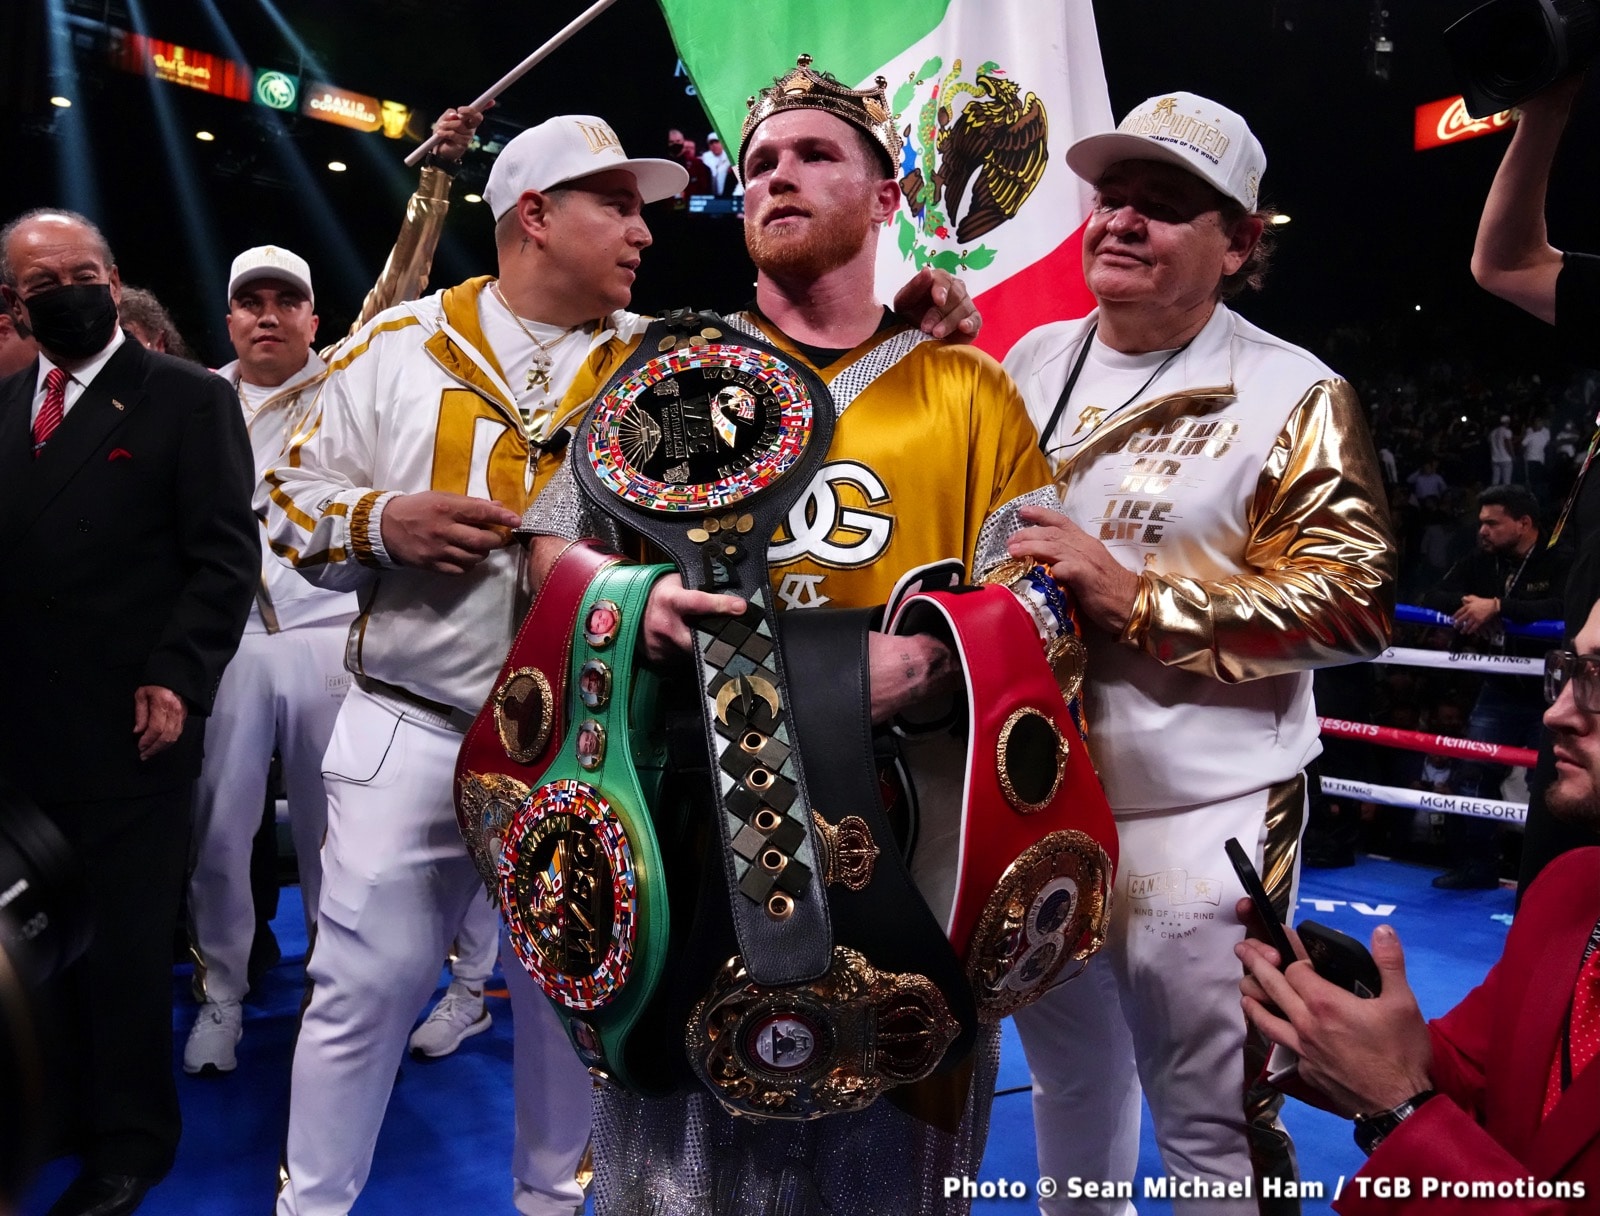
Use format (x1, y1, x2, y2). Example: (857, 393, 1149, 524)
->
(886, 583, 1118, 1020)
(454, 540, 621, 898)
(573, 311, 838, 987)
(497, 561, 681, 1094)
(572, 312, 962, 1119)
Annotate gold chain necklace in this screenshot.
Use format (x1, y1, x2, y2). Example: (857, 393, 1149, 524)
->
(491, 281, 581, 397)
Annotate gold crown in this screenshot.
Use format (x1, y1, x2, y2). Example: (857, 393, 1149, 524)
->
(739, 54, 901, 177)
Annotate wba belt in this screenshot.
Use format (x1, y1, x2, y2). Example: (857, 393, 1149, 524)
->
(570, 311, 962, 1118)
(497, 561, 681, 1094)
(454, 539, 620, 898)
(886, 582, 1118, 1020)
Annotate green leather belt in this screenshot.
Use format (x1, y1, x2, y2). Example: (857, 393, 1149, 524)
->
(498, 562, 680, 1093)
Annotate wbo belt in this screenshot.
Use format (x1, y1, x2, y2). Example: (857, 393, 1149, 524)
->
(886, 580, 1118, 1020)
(498, 562, 681, 1094)
(455, 539, 621, 899)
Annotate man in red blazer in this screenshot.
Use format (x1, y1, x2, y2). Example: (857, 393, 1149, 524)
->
(1237, 601, 1600, 1214)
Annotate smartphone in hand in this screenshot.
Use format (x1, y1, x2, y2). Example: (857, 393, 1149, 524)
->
(1225, 836, 1382, 997)
(1224, 836, 1296, 966)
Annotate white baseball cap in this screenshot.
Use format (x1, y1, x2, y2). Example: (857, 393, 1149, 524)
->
(707, 132, 722, 144)
(227, 245, 314, 305)
(483, 114, 688, 220)
(1066, 92, 1266, 211)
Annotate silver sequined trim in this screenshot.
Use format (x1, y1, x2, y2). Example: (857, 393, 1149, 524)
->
(725, 312, 930, 418)
(974, 485, 1061, 577)
(518, 454, 623, 549)
(592, 1022, 1001, 1216)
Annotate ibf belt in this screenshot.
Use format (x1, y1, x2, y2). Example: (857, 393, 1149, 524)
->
(887, 584, 1118, 1020)
(454, 540, 621, 900)
(573, 311, 837, 987)
(498, 562, 679, 1093)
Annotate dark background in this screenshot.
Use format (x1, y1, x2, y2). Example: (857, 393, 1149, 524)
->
(4, 0, 1600, 376)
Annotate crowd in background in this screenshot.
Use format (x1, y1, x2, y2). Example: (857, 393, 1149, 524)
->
(1302, 324, 1598, 881)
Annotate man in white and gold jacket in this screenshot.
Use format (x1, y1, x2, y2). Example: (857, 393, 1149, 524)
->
(258, 115, 684, 1216)
(1002, 92, 1396, 1215)
(184, 109, 504, 1080)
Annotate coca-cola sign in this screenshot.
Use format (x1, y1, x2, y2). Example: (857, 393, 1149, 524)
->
(1414, 95, 1517, 151)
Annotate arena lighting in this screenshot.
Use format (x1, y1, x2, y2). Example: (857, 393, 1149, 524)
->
(193, 0, 371, 300)
(250, 0, 410, 197)
(1271, 213, 1292, 225)
(43, 0, 101, 216)
(327, 160, 348, 172)
(126, 0, 229, 351)
(1415, 304, 1423, 311)
(196, 129, 215, 141)
(463, 192, 483, 203)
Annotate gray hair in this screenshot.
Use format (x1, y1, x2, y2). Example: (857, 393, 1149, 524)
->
(0, 208, 117, 287)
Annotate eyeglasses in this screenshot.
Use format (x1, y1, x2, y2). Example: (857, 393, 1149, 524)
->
(1544, 649, 1600, 712)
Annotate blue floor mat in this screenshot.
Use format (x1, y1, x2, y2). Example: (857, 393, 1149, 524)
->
(21, 855, 1511, 1215)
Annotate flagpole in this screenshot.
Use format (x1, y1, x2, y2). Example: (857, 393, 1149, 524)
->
(403, 0, 622, 166)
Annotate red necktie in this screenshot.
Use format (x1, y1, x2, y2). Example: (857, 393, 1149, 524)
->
(32, 367, 67, 456)
(1545, 943, 1600, 1118)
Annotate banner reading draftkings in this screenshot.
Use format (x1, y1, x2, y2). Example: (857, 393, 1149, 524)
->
(658, 0, 1111, 358)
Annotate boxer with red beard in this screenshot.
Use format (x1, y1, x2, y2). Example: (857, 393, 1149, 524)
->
(522, 57, 1056, 1216)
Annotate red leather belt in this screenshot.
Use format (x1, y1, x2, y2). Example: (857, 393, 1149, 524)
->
(454, 539, 621, 896)
(887, 584, 1118, 1020)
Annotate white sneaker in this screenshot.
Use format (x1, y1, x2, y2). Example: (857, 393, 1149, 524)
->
(183, 998, 243, 1075)
(409, 978, 491, 1058)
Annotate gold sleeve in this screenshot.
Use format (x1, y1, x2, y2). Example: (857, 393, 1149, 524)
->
(1122, 378, 1396, 682)
(347, 165, 453, 336)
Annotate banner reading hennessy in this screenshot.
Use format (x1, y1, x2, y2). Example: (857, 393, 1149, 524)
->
(658, 0, 1112, 359)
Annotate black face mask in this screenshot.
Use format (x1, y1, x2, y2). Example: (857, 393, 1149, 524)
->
(21, 282, 119, 360)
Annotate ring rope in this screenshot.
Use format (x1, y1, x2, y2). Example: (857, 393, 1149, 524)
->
(1370, 646, 1542, 675)
(1317, 717, 1538, 767)
(1320, 776, 1527, 825)
(1395, 604, 1562, 640)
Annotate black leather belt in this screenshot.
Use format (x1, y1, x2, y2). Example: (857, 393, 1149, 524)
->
(573, 310, 837, 987)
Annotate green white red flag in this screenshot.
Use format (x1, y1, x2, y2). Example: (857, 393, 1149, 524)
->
(658, 0, 1112, 358)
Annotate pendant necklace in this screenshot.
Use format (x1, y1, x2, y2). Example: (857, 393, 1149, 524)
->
(491, 281, 581, 408)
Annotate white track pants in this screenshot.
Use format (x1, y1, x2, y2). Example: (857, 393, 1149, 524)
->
(277, 686, 593, 1216)
(449, 887, 502, 985)
(1014, 783, 1305, 1216)
(189, 621, 348, 1001)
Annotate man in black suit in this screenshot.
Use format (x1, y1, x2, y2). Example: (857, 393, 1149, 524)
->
(0, 208, 257, 1216)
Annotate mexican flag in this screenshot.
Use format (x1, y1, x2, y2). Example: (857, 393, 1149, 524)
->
(659, 0, 1111, 359)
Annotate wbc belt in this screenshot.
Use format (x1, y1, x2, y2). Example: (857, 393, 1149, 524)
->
(454, 539, 621, 898)
(886, 583, 1118, 1020)
(497, 562, 679, 1093)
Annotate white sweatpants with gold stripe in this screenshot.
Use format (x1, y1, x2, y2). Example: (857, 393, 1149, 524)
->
(1013, 777, 1307, 1216)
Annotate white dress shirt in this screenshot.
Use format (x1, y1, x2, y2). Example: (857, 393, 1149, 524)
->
(30, 325, 126, 428)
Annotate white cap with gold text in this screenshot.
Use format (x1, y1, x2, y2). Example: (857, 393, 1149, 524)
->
(484, 115, 688, 220)
(1066, 92, 1266, 211)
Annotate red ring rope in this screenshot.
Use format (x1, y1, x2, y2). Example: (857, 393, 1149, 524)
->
(1318, 717, 1537, 768)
